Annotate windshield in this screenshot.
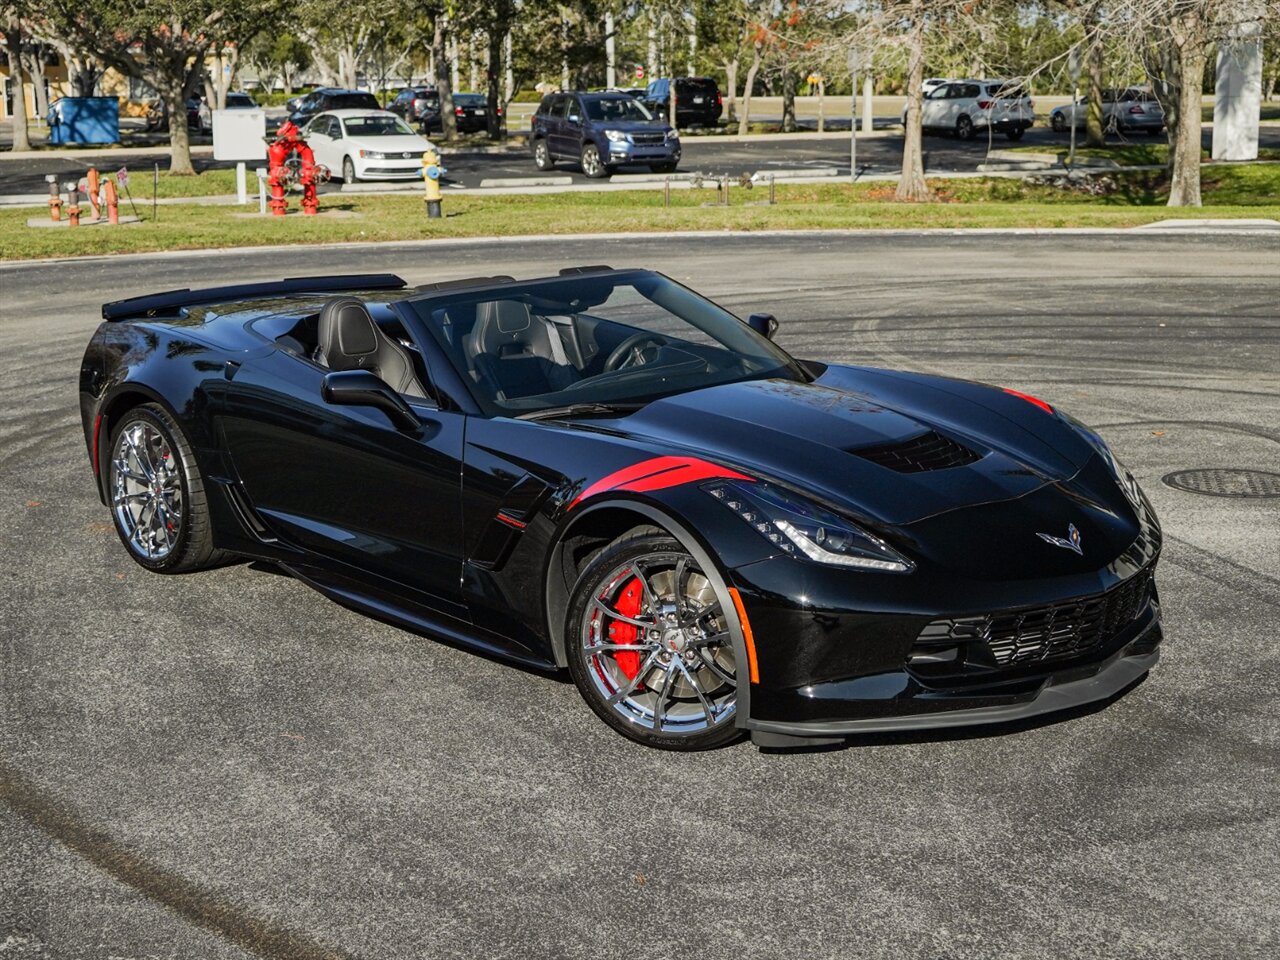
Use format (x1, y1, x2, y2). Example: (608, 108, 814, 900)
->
(342, 115, 416, 136)
(453, 94, 487, 106)
(406, 271, 806, 417)
(585, 98, 654, 122)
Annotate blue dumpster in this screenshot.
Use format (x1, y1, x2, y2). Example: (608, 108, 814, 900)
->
(47, 97, 120, 145)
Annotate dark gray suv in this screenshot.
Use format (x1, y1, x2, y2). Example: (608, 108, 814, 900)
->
(530, 92, 680, 178)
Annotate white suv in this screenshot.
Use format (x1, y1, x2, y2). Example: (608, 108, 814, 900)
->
(907, 79, 1035, 141)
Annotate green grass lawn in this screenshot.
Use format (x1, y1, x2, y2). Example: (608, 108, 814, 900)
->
(4, 167, 1277, 261)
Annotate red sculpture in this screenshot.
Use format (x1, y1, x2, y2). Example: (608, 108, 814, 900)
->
(267, 119, 320, 216)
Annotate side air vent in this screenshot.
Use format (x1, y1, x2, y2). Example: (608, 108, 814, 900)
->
(851, 430, 981, 474)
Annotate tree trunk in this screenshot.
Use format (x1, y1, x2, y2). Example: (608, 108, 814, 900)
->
(161, 76, 195, 175)
(723, 58, 738, 122)
(5, 20, 32, 151)
(781, 68, 796, 132)
(1168, 26, 1208, 207)
(896, 6, 931, 202)
(24, 49, 48, 122)
(1085, 25, 1105, 147)
(485, 27, 502, 139)
(604, 12, 616, 88)
(433, 18, 457, 141)
(738, 45, 761, 136)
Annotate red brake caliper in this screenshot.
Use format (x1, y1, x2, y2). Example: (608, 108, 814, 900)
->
(607, 577, 645, 681)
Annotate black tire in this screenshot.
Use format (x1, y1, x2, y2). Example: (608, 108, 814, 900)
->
(1051, 112, 1066, 133)
(1005, 127, 1025, 142)
(105, 403, 228, 574)
(1147, 126, 1164, 137)
(565, 532, 743, 751)
(649, 162, 679, 174)
(580, 142, 611, 179)
(956, 115, 975, 140)
(533, 138, 554, 171)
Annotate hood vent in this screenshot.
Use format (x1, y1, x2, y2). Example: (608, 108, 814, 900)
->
(851, 430, 981, 474)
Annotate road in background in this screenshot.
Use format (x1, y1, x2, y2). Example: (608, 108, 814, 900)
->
(2, 233, 1278, 959)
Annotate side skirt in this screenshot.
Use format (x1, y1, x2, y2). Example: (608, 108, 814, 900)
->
(280, 561, 559, 674)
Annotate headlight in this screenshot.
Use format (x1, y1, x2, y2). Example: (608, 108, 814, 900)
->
(359, 149, 387, 159)
(705, 480, 914, 573)
(604, 129, 628, 143)
(1066, 415, 1144, 512)
(664, 129, 679, 142)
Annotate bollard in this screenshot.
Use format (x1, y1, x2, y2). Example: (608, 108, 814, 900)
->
(256, 167, 268, 216)
(87, 167, 101, 220)
(104, 178, 119, 224)
(720, 175, 730, 206)
(663, 176, 671, 208)
(422, 147, 445, 219)
(64, 181, 81, 226)
(769, 174, 776, 205)
(46, 174, 62, 221)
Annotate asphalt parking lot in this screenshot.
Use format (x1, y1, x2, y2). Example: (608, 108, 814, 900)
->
(1, 233, 1278, 959)
(3, 125, 1278, 196)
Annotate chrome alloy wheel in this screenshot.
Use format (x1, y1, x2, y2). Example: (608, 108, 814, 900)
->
(581, 144, 603, 177)
(110, 421, 183, 561)
(579, 551, 737, 736)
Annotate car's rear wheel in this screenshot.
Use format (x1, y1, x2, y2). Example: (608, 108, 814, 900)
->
(106, 403, 226, 574)
(1005, 127, 1025, 141)
(1051, 112, 1066, 133)
(533, 138, 554, 171)
(343, 156, 357, 184)
(566, 533, 742, 750)
(580, 142, 611, 179)
(956, 115, 975, 140)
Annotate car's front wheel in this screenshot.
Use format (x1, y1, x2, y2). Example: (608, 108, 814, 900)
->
(1005, 127, 1025, 141)
(533, 138, 554, 171)
(342, 156, 357, 185)
(566, 532, 742, 750)
(956, 115, 975, 140)
(106, 403, 227, 573)
(580, 142, 611, 179)
(1051, 112, 1066, 133)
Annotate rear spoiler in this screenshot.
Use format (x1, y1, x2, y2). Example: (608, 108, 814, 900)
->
(101, 274, 408, 321)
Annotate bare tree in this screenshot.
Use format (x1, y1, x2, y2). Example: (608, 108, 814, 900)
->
(2, 4, 32, 151)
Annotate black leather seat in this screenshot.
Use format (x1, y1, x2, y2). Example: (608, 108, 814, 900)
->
(317, 297, 427, 399)
(468, 299, 576, 400)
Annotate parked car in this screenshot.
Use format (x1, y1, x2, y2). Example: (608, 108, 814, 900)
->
(530, 91, 679, 178)
(81, 269, 1163, 750)
(303, 110, 435, 183)
(389, 86, 440, 126)
(922, 77, 953, 97)
(196, 91, 258, 133)
(287, 88, 381, 128)
(444, 92, 499, 134)
(640, 77, 723, 128)
(1050, 87, 1165, 135)
(908, 79, 1035, 141)
(144, 97, 202, 133)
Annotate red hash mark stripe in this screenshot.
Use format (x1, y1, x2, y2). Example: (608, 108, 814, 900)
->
(569, 456, 754, 510)
(1002, 387, 1054, 415)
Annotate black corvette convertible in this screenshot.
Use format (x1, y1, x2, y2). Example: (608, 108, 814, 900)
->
(79, 268, 1162, 750)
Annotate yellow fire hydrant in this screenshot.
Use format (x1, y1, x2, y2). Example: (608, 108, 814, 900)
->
(422, 148, 445, 219)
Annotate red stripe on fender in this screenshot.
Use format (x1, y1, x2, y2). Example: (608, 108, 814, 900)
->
(568, 456, 753, 510)
(1002, 387, 1054, 415)
(92, 413, 103, 475)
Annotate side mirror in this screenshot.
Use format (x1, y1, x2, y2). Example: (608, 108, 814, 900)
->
(746, 313, 779, 340)
(567, 114, 581, 124)
(322, 370, 420, 433)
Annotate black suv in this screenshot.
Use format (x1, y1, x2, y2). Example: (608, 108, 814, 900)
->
(640, 77, 723, 128)
(389, 87, 439, 127)
(287, 88, 381, 128)
(530, 92, 679, 178)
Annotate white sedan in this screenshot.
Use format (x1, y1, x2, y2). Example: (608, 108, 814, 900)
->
(303, 109, 436, 183)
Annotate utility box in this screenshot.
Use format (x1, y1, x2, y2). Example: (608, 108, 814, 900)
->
(212, 108, 267, 162)
(47, 97, 121, 145)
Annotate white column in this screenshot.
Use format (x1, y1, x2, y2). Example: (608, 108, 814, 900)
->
(605, 13, 617, 88)
(862, 75, 874, 133)
(1213, 6, 1263, 161)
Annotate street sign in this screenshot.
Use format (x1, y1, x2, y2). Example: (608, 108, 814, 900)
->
(116, 167, 128, 188)
(635, 65, 645, 80)
(1068, 48, 1082, 84)
(847, 46, 868, 75)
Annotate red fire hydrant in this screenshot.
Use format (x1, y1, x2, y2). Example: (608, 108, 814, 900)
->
(266, 120, 319, 216)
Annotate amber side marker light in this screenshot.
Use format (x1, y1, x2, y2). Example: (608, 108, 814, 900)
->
(728, 587, 760, 684)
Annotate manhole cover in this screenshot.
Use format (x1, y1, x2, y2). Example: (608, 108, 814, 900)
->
(1161, 468, 1280, 498)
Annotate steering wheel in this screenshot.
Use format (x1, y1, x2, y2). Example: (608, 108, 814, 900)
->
(604, 333, 665, 372)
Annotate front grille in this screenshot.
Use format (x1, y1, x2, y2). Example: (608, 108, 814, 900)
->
(914, 565, 1155, 671)
(631, 132, 665, 145)
(852, 430, 981, 473)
